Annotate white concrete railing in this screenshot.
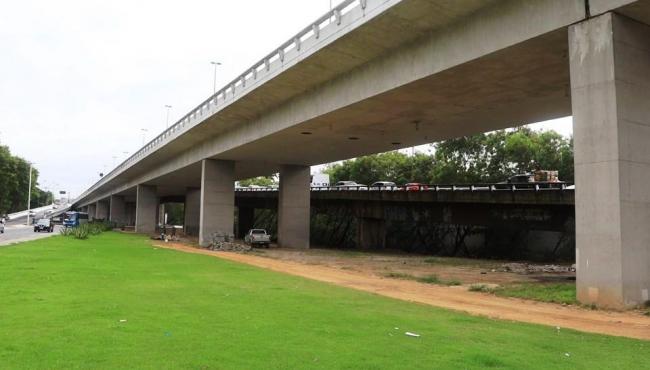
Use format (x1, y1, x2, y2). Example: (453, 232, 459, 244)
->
(6, 204, 57, 220)
(75, 0, 381, 205)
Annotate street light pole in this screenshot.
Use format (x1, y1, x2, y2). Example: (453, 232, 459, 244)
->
(26, 163, 32, 225)
(164, 105, 172, 128)
(211, 61, 221, 95)
(140, 128, 148, 146)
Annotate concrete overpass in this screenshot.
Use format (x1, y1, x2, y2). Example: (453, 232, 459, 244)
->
(72, 0, 650, 308)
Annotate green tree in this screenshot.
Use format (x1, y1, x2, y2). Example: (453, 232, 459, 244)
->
(433, 128, 574, 183)
(0, 143, 51, 215)
(326, 151, 436, 185)
(238, 176, 276, 187)
(324, 128, 574, 186)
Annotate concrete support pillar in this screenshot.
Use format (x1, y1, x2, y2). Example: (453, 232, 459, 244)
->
(237, 206, 255, 239)
(87, 204, 97, 221)
(158, 204, 166, 225)
(184, 188, 200, 236)
(135, 185, 158, 235)
(570, 13, 650, 308)
(109, 195, 126, 226)
(199, 159, 235, 247)
(278, 164, 310, 248)
(125, 202, 136, 226)
(96, 201, 109, 221)
(357, 217, 386, 250)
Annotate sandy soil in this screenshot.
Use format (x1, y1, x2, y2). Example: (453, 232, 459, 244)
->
(154, 242, 650, 340)
(246, 247, 575, 285)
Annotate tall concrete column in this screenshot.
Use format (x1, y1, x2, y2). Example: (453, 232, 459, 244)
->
(135, 185, 158, 235)
(278, 165, 310, 248)
(237, 206, 255, 239)
(184, 188, 200, 236)
(87, 204, 97, 221)
(96, 201, 109, 220)
(109, 195, 126, 226)
(199, 159, 235, 247)
(125, 202, 136, 226)
(158, 204, 166, 225)
(570, 13, 650, 308)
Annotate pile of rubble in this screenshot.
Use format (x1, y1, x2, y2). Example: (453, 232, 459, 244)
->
(207, 232, 251, 252)
(499, 263, 576, 274)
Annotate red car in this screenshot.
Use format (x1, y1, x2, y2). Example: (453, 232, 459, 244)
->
(404, 183, 428, 191)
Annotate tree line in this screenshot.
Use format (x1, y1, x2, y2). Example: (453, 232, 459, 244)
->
(0, 144, 54, 215)
(326, 128, 574, 185)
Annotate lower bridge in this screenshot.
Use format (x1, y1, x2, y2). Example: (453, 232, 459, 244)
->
(154, 186, 575, 261)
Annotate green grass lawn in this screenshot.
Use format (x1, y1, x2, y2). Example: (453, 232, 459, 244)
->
(494, 283, 578, 305)
(0, 233, 648, 369)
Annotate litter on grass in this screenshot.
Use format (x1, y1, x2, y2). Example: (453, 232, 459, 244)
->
(405, 332, 420, 337)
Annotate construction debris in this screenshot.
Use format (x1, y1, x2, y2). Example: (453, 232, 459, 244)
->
(208, 232, 251, 252)
(499, 263, 576, 274)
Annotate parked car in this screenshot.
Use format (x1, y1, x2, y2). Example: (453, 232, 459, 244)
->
(404, 183, 429, 191)
(34, 218, 54, 233)
(370, 181, 397, 190)
(0, 221, 4, 234)
(333, 181, 367, 190)
(244, 229, 271, 247)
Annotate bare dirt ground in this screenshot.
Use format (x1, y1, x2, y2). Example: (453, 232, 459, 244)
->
(245, 247, 576, 285)
(154, 241, 650, 340)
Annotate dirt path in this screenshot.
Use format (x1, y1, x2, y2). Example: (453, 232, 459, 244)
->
(155, 242, 650, 340)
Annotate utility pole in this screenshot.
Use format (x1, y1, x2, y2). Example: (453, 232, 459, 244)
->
(164, 105, 172, 128)
(26, 163, 32, 225)
(211, 61, 221, 95)
(141, 128, 148, 146)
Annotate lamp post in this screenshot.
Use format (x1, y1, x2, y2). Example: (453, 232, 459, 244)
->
(26, 162, 33, 225)
(164, 105, 172, 128)
(140, 128, 148, 146)
(210, 61, 222, 95)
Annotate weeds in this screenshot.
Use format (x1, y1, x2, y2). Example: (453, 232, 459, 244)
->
(60, 221, 113, 240)
(469, 284, 494, 293)
(382, 272, 462, 286)
(383, 272, 413, 279)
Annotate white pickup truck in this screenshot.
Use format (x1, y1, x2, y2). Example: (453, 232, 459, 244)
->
(244, 229, 271, 248)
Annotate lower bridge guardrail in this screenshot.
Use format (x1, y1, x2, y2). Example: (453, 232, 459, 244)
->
(235, 182, 574, 192)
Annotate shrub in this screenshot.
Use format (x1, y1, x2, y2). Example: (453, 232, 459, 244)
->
(469, 284, 494, 293)
(61, 221, 113, 240)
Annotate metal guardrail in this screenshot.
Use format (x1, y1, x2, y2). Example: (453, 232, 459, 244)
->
(74, 0, 378, 205)
(236, 182, 574, 192)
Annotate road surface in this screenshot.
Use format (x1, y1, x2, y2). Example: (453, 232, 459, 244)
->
(0, 224, 61, 247)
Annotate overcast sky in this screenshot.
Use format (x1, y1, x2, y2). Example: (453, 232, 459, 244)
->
(0, 0, 573, 198)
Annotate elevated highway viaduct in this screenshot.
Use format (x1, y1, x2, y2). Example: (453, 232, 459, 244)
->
(73, 0, 650, 308)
